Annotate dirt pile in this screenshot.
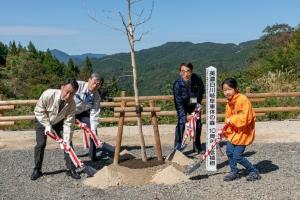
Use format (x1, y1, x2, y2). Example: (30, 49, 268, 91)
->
(151, 165, 190, 185)
(84, 158, 166, 189)
(170, 150, 194, 166)
(84, 156, 191, 188)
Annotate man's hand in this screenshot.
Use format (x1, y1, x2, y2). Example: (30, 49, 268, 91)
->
(44, 125, 52, 135)
(187, 115, 193, 121)
(226, 118, 231, 124)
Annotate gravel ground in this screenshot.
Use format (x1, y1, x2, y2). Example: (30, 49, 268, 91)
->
(0, 143, 299, 200)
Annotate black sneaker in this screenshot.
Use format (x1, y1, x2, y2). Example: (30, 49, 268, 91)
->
(223, 172, 238, 181)
(31, 169, 43, 181)
(246, 171, 261, 181)
(66, 169, 81, 180)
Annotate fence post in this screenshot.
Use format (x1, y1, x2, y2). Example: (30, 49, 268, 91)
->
(113, 91, 126, 165)
(245, 87, 251, 94)
(0, 94, 3, 130)
(0, 94, 3, 116)
(149, 100, 163, 161)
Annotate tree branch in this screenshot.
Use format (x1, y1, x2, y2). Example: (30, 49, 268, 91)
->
(88, 11, 125, 34)
(133, 0, 154, 32)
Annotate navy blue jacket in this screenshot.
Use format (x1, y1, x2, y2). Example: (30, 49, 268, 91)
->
(173, 73, 205, 123)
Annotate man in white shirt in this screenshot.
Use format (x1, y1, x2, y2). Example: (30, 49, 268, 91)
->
(74, 73, 102, 161)
(31, 79, 80, 181)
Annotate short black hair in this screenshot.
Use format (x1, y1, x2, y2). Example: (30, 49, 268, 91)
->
(178, 62, 193, 71)
(186, 62, 193, 71)
(63, 78, 79, 91)
(222, 78, 238, 89)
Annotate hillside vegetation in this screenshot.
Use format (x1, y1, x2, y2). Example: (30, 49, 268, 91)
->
(1, 23, 299, 98)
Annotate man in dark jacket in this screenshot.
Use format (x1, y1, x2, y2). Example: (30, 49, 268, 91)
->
(173, 62, 205, 153)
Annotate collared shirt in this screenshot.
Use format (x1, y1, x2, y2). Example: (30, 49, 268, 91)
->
(74, 81, 101, 131)
(34, 89, 76, 143)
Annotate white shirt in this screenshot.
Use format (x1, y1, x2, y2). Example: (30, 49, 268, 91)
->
(74, 81, 101, 131)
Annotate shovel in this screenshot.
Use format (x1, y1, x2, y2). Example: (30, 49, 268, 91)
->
(82, 165, 97, 177)
(48, 129, 98, 177)
(185, 124, 230, 174)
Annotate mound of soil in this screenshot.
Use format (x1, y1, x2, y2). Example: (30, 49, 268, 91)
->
(84, 158, 167, 189)
(151, 165, 190, 185)
(170, 150, 194, 166)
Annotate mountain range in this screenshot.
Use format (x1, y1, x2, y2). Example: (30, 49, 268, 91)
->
(50, 49, 106, 64)
(91, 40, 259, 95)
(51, 40, 259, 95)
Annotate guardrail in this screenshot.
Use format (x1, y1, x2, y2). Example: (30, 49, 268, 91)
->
(0, 91, 299, 127)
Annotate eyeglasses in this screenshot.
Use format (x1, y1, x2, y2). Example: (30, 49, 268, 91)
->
(180, 69, 192, 74)
(91, 80, 102, 87)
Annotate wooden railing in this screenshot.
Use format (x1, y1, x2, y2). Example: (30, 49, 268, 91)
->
(0, 91, 299, 127)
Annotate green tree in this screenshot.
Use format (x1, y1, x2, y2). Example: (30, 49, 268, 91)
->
(41, 49, 65, 87)
(78, 56, 93, 80)
(64, 58, 79, 79)
(255, 23, 294, 59)
(100, 76, 121, 100)
(4, 50, 44, 97)
(27, 41, 38, 55)
(9, 41, 18, 55)
(0, 42, 8, 67)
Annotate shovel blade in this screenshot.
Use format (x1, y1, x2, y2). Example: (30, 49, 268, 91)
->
(185, 160, 203, 174)
(84, 165, 97, 177)
(165, 149, 177, 161)
(102, 142, 115, 153)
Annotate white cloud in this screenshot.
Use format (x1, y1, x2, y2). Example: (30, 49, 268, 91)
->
(0, 25, 80, 36)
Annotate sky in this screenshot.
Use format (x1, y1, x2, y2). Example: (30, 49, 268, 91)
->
(0, 0, 300, 55)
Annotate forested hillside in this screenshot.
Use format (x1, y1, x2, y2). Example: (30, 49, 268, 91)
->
(90, 40, 258, 95)
(0, 23, 299, 99)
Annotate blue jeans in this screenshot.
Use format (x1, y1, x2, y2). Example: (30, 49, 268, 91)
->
(226, 142, 257, 175)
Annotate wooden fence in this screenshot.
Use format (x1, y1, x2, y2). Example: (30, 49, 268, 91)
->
(0, 91, 300, 128)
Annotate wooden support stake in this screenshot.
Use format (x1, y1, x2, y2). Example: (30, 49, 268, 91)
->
(149, 100, 163, 161)
(113, 91, 126, 165)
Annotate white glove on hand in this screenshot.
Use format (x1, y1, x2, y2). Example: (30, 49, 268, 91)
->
(226, 118, 231, 124)
(44, 125, 52, 135)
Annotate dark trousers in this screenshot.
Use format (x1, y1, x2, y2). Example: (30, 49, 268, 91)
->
(226, 142, 257, 175)
(75, 110, 97, 159)
(34, 119, 75, 171)
(174, 119, 202, 151)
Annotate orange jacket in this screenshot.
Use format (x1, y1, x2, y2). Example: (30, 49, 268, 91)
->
(224, 93, 256, 145)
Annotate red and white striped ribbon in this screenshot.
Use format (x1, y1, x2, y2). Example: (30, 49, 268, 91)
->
(45, 131, 83, 168)
(200, 124, 238, 160)
(181, 106, 201, 147)
(75, 119, 102, 149)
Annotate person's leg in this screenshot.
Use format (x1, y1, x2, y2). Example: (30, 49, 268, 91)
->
(53, 121, 80, 179)
(174, 122, 185, 150)
(224, 142, 239, 181)
(33, 120, 47, 170)
(31, 119, 47, 180)
(234, 145, 255, 172)
(76, 111, 97, 160)
(193, 119, 202, 152)
(234, 145, 261, 181)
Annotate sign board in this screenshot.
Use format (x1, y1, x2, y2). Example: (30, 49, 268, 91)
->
(206, 66, 217, 171)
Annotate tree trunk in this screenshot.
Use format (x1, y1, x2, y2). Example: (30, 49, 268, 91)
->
(127, 0, 147, 162)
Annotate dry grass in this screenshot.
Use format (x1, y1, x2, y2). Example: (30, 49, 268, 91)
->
(256, 67, 298, 92)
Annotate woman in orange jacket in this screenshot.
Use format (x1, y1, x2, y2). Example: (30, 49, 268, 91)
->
(222, 78, 261, 181)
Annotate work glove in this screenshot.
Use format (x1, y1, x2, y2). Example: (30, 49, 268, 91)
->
(226, 118, 231, 124)
(44, 125, 52, 135)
